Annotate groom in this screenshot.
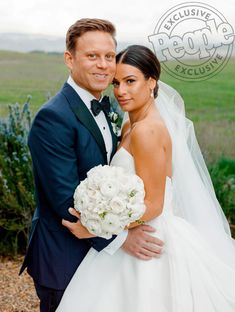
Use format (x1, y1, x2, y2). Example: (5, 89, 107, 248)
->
(20, 18, 163, 311)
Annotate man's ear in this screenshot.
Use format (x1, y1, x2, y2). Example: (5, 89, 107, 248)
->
(64, 50, 73, 71)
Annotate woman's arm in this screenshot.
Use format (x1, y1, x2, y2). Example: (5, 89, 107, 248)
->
(127, 121, 168, 229)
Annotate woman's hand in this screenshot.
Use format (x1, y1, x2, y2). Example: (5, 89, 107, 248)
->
(62, 208, 96, 239)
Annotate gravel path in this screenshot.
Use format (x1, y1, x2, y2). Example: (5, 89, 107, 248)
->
(0, 256, 39, 312)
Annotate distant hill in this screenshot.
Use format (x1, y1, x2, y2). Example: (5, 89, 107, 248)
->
(0, 32, 131, 53)
(0, 32, 234, 58)
(0, 33, 65, 52)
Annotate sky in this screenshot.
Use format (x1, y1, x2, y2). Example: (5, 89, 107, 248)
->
(1, 0, 235, 46)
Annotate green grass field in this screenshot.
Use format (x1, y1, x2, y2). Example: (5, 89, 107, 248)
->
(0, 50, 234, 163)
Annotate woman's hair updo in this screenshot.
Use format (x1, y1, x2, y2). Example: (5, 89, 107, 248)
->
(116, 45, 161, 98)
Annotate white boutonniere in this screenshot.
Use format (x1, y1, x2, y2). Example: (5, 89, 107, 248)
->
(108, 111, 121, 136)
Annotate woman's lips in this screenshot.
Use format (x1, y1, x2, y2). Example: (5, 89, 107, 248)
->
(118, 99, 131, 106)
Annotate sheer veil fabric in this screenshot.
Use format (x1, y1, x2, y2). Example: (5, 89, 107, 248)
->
(155, 81, 235, 267)
(123, 81, 235, 268)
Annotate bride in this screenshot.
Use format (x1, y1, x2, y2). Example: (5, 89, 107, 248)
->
(57, 45, 235, 311)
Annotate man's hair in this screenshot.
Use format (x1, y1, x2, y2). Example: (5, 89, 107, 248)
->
(66, 18, 116, 53)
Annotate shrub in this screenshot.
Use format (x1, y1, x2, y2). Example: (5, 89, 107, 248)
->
(0, 97, 35, 256)
(209, 158, 235, 237)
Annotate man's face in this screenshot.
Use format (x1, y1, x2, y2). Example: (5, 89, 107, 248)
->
(64, 31, 116, 99)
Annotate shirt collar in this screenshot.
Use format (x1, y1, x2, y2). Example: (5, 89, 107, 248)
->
(67, 76, 103, 110)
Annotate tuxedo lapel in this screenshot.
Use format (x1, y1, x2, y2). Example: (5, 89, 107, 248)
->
(61, 83, 108, 163)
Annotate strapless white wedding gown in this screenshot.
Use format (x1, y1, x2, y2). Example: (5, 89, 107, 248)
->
(57, 147, 235, 312)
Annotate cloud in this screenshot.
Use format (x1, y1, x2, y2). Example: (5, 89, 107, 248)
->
(0, 0, 234, 44)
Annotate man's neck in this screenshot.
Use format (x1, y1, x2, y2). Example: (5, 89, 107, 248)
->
(68, 76, 102, 100)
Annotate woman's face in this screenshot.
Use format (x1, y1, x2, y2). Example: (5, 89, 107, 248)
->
(113, 63, 155, 112)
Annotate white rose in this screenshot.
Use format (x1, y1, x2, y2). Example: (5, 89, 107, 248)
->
(127, 189, 144, 204)
(86, 189, 102, 204)
(100, 179, 119, 198)
(93, 202, 108, 214)
(118, 214, 132, 227)
(88, 165, 111, 179)
(87, 165, 106, 187)
(73, 181, 87, 199)
(127, 203, 146, 222)
(87, 165, 102, 177)
(109, 197, 126, 213)
(83, 219, 102, 236)
(87, 175, 102, 189)
(102, 213, 123, 234)
(80, 210, 95, 221)
(74, 193, 90, 212)
(120, 175, 139, 194)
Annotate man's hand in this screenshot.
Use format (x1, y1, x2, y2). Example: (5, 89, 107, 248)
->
(62, 208, 95, 239)
(122, 225, 164, 260)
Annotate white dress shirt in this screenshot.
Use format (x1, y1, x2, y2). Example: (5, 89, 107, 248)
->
(67, 76, 128, 255)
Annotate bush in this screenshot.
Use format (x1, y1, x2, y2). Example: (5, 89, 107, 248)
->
(209, 158, 235, 237)
(0, 97, 35, 256)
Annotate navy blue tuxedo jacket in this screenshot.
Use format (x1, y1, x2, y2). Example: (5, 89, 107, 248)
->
(20, 83, 118, 290)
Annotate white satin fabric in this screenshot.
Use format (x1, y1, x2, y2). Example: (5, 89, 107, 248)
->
(57, 147, 235, 312)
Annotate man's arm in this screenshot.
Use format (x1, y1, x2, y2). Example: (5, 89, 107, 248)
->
(63, 208, 164, 258)
(29, 107, 116, 250)
(29, 107, 78, 221)
(122, 225, 164, 260)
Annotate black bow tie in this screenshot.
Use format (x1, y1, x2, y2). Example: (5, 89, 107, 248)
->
(90, 96, 111, 117)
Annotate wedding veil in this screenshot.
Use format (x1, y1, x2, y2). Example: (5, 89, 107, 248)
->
(122, 81, 235, 269)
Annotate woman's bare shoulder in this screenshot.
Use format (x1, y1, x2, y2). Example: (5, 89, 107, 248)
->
(131, 118, 167, 148)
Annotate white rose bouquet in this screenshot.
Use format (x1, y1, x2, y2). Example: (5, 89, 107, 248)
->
(73, 165, 146, 239)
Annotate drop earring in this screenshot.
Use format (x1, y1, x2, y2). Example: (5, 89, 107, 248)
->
(150, 89, 154, 98)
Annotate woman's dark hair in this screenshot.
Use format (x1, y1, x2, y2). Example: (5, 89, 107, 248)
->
(116, 45, 161, 98)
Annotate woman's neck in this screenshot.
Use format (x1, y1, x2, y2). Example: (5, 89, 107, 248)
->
(129, 99, 155, 126)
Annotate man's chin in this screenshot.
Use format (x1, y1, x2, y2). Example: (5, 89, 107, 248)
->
(92, 82, 110, 92)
